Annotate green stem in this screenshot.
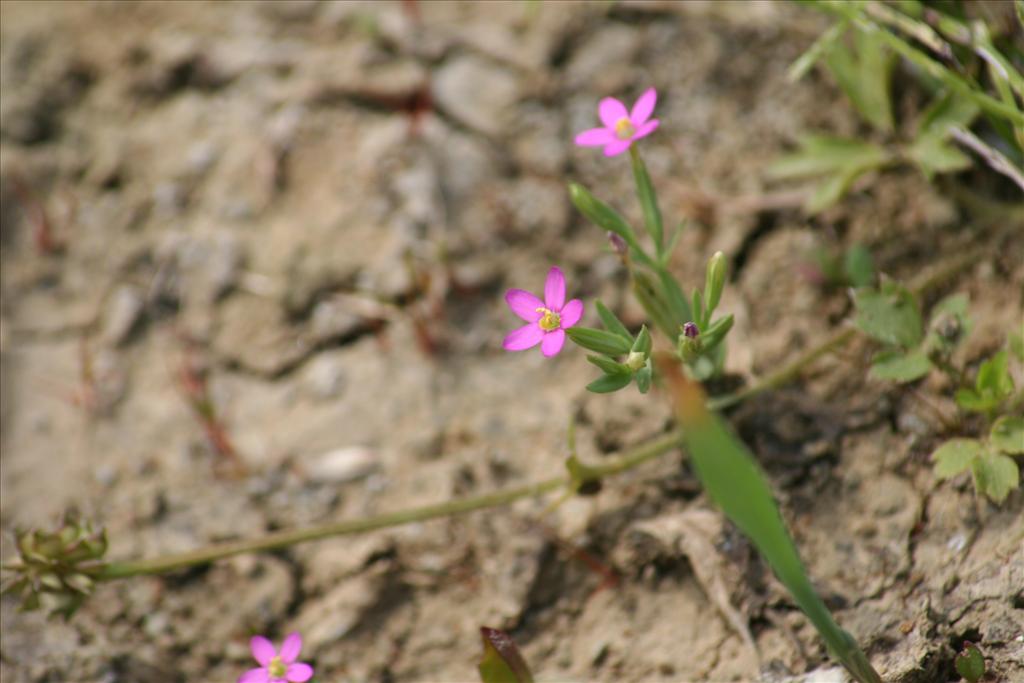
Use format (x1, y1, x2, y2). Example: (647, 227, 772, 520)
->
(95, 241, 985, 582)
(99, 432, 683, 580)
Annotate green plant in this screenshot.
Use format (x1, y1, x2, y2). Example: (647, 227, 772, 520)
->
(772, 0, 1024, 213)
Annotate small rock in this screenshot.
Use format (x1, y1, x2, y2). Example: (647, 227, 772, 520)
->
(305, 446, 380, 485)
(309, 299, 364, 344)
(303, 353, 347, 399)
(432, 55, 520, 137)
(102, 284, 145, 346)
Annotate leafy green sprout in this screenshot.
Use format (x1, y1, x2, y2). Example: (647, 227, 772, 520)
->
(772, 0, 1024, 213)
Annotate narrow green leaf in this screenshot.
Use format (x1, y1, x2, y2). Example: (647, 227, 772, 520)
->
(661, 365, 881, 683)
(566, 327, 633, 355)
(632, 325, 652, 355)
(769, 135, 890, 179)
(932, 438, 983, 479)
(657, 268, 693, 328)
(990, 416, 1024, 455)
(629, 147, 664, 253)
(635, 363, 652, 394)
(918, 91, 979, 138)
(971, 451, 1019, 504)
(788, 19, 849, 82)
(478, 627, 534, 683)
(632, 271, 679, 339)
(906, 133, 973, 180)
(586, 354, 630, 375)
(568, 183, 639, 251)
(586, 372, 632, 394)
(870, 348, 932, 382)
(853, 283, 923, 348)
(594, 300, 632, 342)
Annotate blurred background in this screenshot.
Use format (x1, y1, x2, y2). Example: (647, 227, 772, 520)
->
(1, 2, 1021, 682)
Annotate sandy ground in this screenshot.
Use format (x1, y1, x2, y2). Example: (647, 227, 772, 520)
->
(1, 1, 1022, 682)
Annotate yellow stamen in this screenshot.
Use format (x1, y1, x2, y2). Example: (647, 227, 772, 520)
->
(614, 117, 635, 140)
(535, 307, 561, 332)
(268, 656, 287, 678)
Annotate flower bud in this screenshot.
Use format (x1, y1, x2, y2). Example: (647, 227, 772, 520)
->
(625, 351, 647, 372)
(703, 251, 727, 315)
(607, 231, 628, 256)
(678, 322, 702, 362)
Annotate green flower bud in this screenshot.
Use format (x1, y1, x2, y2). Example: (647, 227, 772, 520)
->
(703, 251, 727, 316)
(678, 322, 702, 362)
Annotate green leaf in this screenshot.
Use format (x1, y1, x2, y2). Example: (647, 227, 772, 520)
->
(975, 350, 1014, 399)
(843, 244, 875, 288)
(594, 300, 632, 342)
(954, 388, 1000, 414)
(768, 135, 891, 179)
(971, 451, 1019, 504)
(635, 363, 652, 394)
(631, 325, 652, 355)
(478, 627, 534, 683)
(586, 354, 629, 375)
(788, 19, 849, 82)
(657, 268, 693, 329)
(853, 283, 923, 348)
(586, 372, 632, 394)
(1010, 323, 1024, 362)
(568, 183, 637, 248)
(632, 271, 679, 339)
(990, 416, 1024, 455)
(663, 369, 881, 683)
(629, 147, 664, 253)
(954, 642, 985, 683)
(906, 133, 972, 180)
(822, 27, 895, 132)
(566, 327, 633, 355)
(932, 438, 983, 479)
(870, 348, 932, 382)
(918, 91, 980, 138)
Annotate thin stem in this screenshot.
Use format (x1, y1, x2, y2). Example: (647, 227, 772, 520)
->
(94, 242, 985, 582)
(99, 431, 683, 580)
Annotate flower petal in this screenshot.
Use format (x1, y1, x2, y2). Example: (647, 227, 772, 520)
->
(250, 636, 276, 666)
(541, 328, 566, 357)
(286, 663, 314, 682)
(598, 97, 628, 128)
(630, 87, 657, 125)
(574, 127, 613, 147)
(602, 138, 633, 157)
(279, 633, 302, 664)
(559, 299, 584, 328)
(239, 667, 271, 683)
(505, 289, 543, 322)
(503, 323, 544, 351)
(632, 119, 659, 141)
(544, 267, 566, 310)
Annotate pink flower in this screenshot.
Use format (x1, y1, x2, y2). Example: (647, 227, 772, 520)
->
(503, 266, 583, 357)
(574, 87, 660, 157)
(239, 633, 314, 683)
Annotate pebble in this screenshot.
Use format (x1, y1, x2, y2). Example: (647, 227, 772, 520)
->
(432, 55, 520, 137)
(305, 446, 380, 485)
(102, 284, 145, 346)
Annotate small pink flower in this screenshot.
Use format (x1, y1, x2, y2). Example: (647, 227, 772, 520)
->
(503, 266, 583, 357)
(239, 633, 314, 683)
(574, 87, 660, 157)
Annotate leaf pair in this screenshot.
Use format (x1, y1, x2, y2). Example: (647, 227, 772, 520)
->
(932, 416, 1023, 504)
(567, 301, 653, 395)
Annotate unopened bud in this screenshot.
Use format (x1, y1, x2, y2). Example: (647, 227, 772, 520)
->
(678, 322, 702, 362)
(607, 231, 628, 257)
(703, 251, 727, 315)
(625, 351, 647, 372)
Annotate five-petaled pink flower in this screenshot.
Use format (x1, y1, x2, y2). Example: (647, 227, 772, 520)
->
(239, 633, 314, 683)
(503, 266, 583, 357)
(574, 87, 660, 157)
